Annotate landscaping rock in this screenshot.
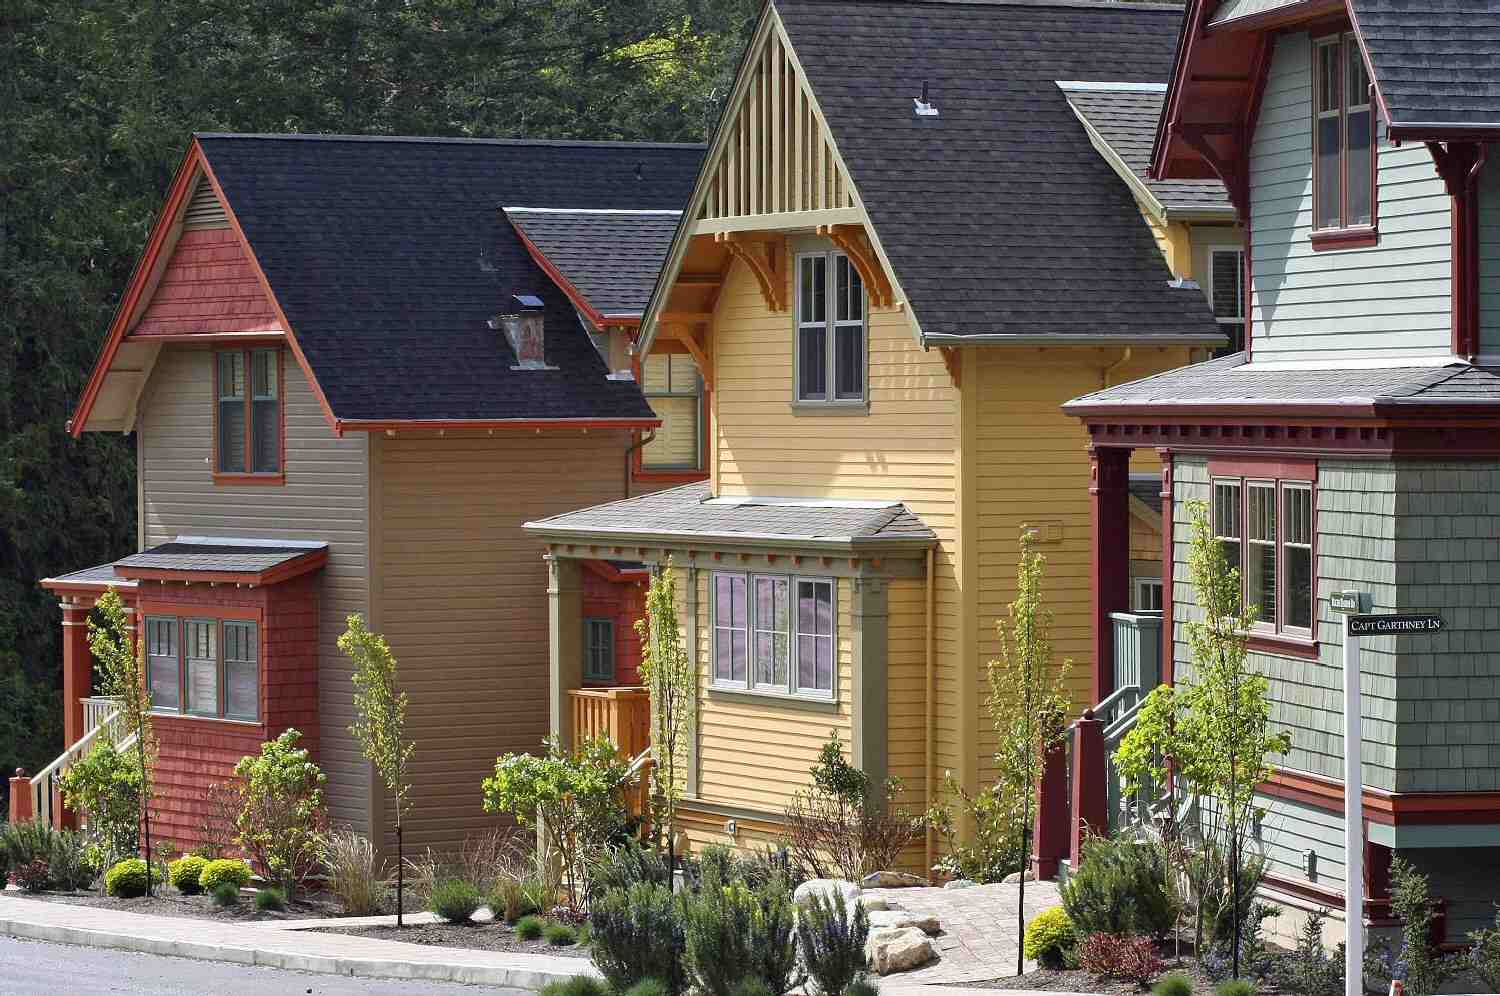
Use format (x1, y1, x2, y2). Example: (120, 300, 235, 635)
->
(942, 878, 977, 890)
(857, 896, 891, 913)
(793, 878, 861, 911)
(866, 926, 938, 975)
(866, 909, 941, 936)
(1001, 869, 1037, 884)
(860, 871, 930, 889)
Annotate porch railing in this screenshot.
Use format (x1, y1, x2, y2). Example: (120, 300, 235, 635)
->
(1111, 611, 1162, 696)
(569, 687, 650, 759)
(28, 697, 134, 828)
(82, 696, 121, 737)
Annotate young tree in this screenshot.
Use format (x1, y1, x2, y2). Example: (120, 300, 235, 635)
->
(1114, 501, 1291, 977)
(634, 559, 694, 872)
(88, 589, 157, 894)
(988, 527, 1073, 975)
(339, 614, 413, 925)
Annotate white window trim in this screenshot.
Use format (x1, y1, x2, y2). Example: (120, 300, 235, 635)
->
(710, 570, 838, 702)
(1134, 578, 1164, 613)
(793, 250, 868, 410)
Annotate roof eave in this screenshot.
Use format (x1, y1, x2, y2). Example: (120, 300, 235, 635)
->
(333, 416, 661, 436)
(522, 522, 936, 556)
(920, 332, 1227, 348)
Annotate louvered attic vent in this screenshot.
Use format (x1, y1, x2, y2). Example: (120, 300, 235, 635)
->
(182, 177, 229, 231)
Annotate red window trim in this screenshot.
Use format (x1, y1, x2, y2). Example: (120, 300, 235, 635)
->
(1210, 461, 1318, 649)
(1310, 31, 1380, 248)
(1208, 457, 1315, 481)
(213, 347, 286, 486)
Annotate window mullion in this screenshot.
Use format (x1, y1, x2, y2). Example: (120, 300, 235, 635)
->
(825, 254, 838, 397)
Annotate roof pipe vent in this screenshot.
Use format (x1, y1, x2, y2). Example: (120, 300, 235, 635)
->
(915, 80, 939, 117)
(491, 294, 556, 370)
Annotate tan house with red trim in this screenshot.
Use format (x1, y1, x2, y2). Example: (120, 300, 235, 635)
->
(16, 133, 704, 856)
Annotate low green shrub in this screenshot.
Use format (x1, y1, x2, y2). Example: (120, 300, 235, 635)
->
(1061, 836, 1178, 940)
(14, 858, 52, 893)
(683, 868, 800, 996)
(588, 840, 672, 897)
(199, 858, 253, 892)
(514, 914, 546, 941)
(170, 855, 210, 895)
(729, 981, 774, 996)
(210, 881, 241, 906)
(796, 888, 870, 996)
(254, 887, 287, 912)
(1023, 907, 1074, 970)
(1469, 907, 1500, 992)
(622, 979, 670, 996)
(104, 858, 159, 898)
(537, 976, 609, 996)
(1215, 981, 1256, 996)
(843, 982, 879, 996)
(0, 821, 93, 891)
(590, 881, 687, 995)
(544, 922, 577, 946)
(429, 878, 482, 923)
(1152, 973, 1194, 996)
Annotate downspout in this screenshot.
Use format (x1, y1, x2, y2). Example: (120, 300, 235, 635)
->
(924, 544, 935, 876)
(1102, 347, 1134, 389)
(623, 430, 657, 499)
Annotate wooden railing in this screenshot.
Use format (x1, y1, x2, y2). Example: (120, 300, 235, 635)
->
(82, 696, 121, 737)
(569, 687, 650, 759)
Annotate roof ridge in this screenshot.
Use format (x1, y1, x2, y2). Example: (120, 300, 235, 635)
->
(194, 132, 707, 150)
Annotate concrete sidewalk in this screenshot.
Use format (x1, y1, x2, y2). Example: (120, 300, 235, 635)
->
(0, 894, 590, 989)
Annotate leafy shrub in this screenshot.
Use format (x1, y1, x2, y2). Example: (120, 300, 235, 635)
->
(590, 881, 688, 995)
(1061, 835, 1178, 940)
(844, 982, 879, 996)
(1078, 933, 1163, 988)
(1469, 906, 1500, 992)
(170, 855, 210, 895)
(58, 740, 142, 873)
(323, 827, 388, 915)
(1215, 982, 1256, 996)
(233, 729, 328, 897)
(544, 922, 577, 946)
(0, 821, 93, 890)
(538, 977, 609, 996)
(1152, 973, 1193, 996)
(1024, 907, 1074, 969)
(729, 981, 774, 996)
(199, 857, 253, 892)
(785, 732, 922, 881)
(430, 878, 482, 923)
(15, 858, 51, 892)
(1268, 908, 1340, 996)
(104, 858, 160, 898)
(47, 829, 95, 890)
(622, 980, 670, 996)
(796, 888, 871, 996)
(515, 914, 546, 941)
(683, 865, 801, 996)
(210, 881, 241, 906)
(1364, 857, 1461, 996)
(254, 887, 287, 912)
(1202, 901, 1276, 984)
(925, 775, 1025, 883)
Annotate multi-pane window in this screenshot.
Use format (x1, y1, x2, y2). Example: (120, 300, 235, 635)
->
(713, 572, 835, 699)
(796, 251, 866, 405)
(1135, 578, 1164, 612)
(1210, 249, 1246, 356)
(1213, 477, 1315, 637)
(640, 353, 703, 470)
(583, 618, 615, 682)
(145, 616, 260, 721)
(1314, 34, 1375, 233)
(216, 348, 281, 476)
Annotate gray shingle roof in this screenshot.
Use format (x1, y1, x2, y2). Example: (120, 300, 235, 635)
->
(115, 539, 329, 575)
(1065, 352, 1500, 410)
(525, 482, 936, 550)
(774, 0, 1225, 345)
(506, 209, 683, 319)
(1352, 0, 1500, 130)
(42, 563, 139, 589)
(1059, 84, 1233, 216)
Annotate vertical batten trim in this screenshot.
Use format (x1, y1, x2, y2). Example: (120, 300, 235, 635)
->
(850, 576, 890, 804)
(685, 564, 700, 797)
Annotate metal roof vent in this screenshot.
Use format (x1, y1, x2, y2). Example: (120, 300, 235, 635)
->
(914, 81, 939, 117)
(491, 294, 556, 370)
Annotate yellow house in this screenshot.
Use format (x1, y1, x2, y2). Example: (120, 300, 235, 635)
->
(525, 0, 1227, 872)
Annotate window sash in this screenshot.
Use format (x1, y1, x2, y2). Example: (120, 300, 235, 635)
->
(583, 618, 615, 682)
(146, 616, 180, 711)
(224, 621, 259, 721)
(217, 348, 281, 475)
(1313, 35, 1375, 233)
(751, 576, 789, 689)
(712, 572, 835, 699)
(796, 251, 866, 404)
(146, 616, 260, 720)
(1215, 476, 1315, 636)
(641, 353, 704, 470)
(712, 574, 748, 683)
(1135, 579, 1164, 612)
(794, 579, 835, 694)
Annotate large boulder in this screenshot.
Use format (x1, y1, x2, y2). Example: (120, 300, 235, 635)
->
(867, 910, 941, 936)
(793, 878, 861, 911)
(866, 926, 939, 975)
(1001, 869, 1038, 884)
(861, 871, 930, 889)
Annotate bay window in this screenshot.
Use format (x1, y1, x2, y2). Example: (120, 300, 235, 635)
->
(146, 615, 260, 722)
(713, 571, 835, 699)
(1212, 475, 1315, 638)
(796, 251, 866, 407)
(1313, 34, 1375, 237)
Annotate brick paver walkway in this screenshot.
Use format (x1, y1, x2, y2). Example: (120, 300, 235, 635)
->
(863, 880, 1062, 984)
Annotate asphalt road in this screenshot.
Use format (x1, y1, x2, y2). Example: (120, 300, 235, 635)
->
(0, 935, 533, 995)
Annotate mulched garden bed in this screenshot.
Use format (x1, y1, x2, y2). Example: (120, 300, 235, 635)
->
(317, 920, 592, 958)
(973, 959, 1239, 995)
(2, 886, 342, 922)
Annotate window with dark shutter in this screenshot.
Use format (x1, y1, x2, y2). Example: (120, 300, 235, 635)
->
(1210, 249, 1246, 356)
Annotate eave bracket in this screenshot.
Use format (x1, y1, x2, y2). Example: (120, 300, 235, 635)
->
(818, 224, 895, 308)
(716, 232, 787, 312)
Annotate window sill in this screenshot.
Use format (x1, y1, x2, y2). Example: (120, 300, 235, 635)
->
(213, 473, 285, 487)
(707, 682, 839, 710)
(151, 710, 264, 728)
(789, 401, 870, 417)
(634, 469, 709, 484)
(1310, 227, 1378, 251)
(1245, 631, 1320, 661)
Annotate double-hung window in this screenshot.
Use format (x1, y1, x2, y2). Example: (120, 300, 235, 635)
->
(216, 348, 282, 478)
(1313, 33, 1375, 236)
(640, 353, 703, 471)
(145, 615, 260, 721)
(584, 618, 615, 683)
(1212, 475, 1315, 638)
(1210, 249, 1246, 356)
(795, 251, 866, 407)
(713, 572, 835, 699)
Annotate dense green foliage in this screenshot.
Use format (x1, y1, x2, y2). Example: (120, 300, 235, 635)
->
(104, 857, 160, 897)
(254, 886, 288, 912)
(1471, 907, 1500, 992)
(1061, 836, 1178, 941)
(233, 729, 327, 896)
(0, 819, 92, 890)
(169, 854, 209, 895)
(1023, 907, 1074, 969)
(58, 739, 143, 873)
(682, 862, 801, 996)
(430, 878, 483, 922)
(0, 0, 757, 807)
(199, 857, 253, 892)
(589, 881, 688, 995)
(1152, 974, 1193, 996)
(795, 888, 871, 996)
(539, 977, 610, 996)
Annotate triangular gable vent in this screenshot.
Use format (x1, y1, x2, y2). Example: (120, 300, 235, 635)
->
(182, 176, 229, 231)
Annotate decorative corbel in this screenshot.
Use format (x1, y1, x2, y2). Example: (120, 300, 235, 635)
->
(1179, 125, 1249, 220)
(817, 224, 895, 308)
(716, 232, 787, 312)
(660, 324, 715, 391)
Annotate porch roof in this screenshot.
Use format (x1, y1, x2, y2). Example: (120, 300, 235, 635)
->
(113, 537, 329, 585)
(524, 481, 936, 554)
(40, 562, 140, 594)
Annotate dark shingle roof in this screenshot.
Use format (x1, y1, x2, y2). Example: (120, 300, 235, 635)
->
(42, 563, 139, 589)
(197, 135, 703, 422)
(115, 539, 329, 574)
(1352, 0, 1500, 130)
(774, 0, 1223, 344)
(1058, 83, 1233, 216)
(525, 482, 937, 550)
(505, 208, 683, 319)
(1065, 352, 1500, 409)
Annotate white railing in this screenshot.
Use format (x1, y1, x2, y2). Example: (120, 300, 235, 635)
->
(29, 699, 134, 828)
(82, 696, 121, 737)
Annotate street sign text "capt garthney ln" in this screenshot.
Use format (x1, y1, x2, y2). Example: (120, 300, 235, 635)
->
(1347, 614, 1444, 635)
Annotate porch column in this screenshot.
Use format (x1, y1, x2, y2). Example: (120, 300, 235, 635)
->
(1157, 449, 1175, 688)
(547, 555, 584, 751)
(1070, 710, 1107, 868)
(61, 600, 93, 748)
(1089, 445, 1132, 703)
(850, 577, 890, 798)
(1032, 741, 1068, 880)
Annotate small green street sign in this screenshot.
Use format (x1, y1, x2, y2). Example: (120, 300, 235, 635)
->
(1348, 613, 1444, 635)
(1330, 590, 1367, 614)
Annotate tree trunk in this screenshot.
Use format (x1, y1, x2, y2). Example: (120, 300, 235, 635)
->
(396, 820, 404, 928)
(138, 732, 153, 897)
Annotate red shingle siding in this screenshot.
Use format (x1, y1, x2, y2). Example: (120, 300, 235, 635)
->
(582, 568, 646, 687)
(131, 228, 280, 337)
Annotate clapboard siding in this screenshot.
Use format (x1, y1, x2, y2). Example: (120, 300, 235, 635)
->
(1480, 163, 1500, 355)
(138, 346, 372, 833)
(375, 429, 634, 855)
(1249, 32, 1453, 364)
